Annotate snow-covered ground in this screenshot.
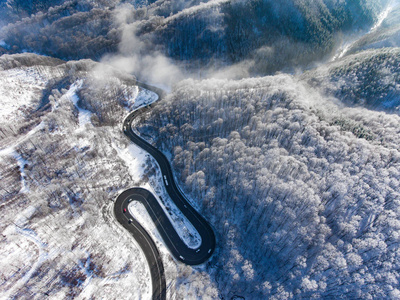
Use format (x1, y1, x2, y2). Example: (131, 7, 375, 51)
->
(127, 162, 202, 249)
(131, 87, 159, 110)
(68, 80, 93, 128)
(1, 206, 49, 300)
(12, 151, 29, 193)
(0, 67, 48, 121)
(0, 62, 153, 299)
(112, 143, 148, 180)
(0, 58, 212, 299)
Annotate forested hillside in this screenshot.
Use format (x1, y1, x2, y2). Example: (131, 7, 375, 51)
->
(137, 68, 400, 298)
(0, 0, 391, 74)
(0, 55, 214, 299)
(303, 48, 400, 111)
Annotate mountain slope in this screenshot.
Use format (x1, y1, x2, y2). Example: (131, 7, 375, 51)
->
(0, 54, 219, 299)
(138, 70, 400, 298)
(0, 0, 391, 74)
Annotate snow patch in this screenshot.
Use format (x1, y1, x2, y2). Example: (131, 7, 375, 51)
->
(0, 145, 15, 157)
(111, 142, 147, 180)
(0, 68, 48, 121)
(132, 88, 159, 110)
(129, 201, 164, 244)
(149, 176, 202, 249)
(13, 151, 29, 193)
(67, 80, 93, 128)
(112, 140, 201, 249)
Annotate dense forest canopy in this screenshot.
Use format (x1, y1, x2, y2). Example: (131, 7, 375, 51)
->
(0, 0, 394, 75)
(137, 68, 400, 298)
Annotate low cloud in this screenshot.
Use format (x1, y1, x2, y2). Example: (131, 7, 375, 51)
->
(99, 0, 400, 89)
(101, 3, 184, 90)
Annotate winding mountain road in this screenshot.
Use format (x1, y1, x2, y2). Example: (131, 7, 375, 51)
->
(114, 82, 216, 300)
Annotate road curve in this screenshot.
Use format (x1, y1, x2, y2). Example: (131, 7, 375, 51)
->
(114, 81, 216, 299)
(114, 189, 166, 300)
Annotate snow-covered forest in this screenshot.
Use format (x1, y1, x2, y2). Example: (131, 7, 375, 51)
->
(0, 0, 394, 75)
(1, 0, 400, 299)
(138, 53, 400, 298)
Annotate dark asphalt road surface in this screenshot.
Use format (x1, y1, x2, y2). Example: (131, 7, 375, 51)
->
(114, 189, 166, 300)
(114, 81, 216, 300)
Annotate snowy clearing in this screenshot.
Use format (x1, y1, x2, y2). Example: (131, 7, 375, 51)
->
(68, 80, 93, 128)
(0, 67, 48, 121)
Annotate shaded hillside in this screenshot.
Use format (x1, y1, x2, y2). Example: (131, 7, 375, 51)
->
(303, 48, 400, 112)
(0, 0, 390, 74)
